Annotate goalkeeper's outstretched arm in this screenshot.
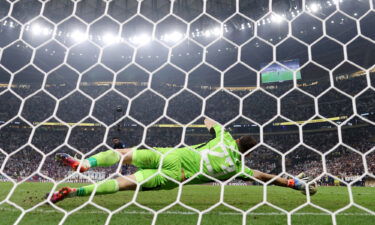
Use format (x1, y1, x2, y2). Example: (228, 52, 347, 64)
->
(250, 169, 317, 195)
(253, 170, 290, 187)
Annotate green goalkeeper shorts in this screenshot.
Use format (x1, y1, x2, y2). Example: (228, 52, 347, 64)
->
(132, 149, 183, 190)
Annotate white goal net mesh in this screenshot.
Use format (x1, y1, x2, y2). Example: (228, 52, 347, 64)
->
(0, 0, 374, 224)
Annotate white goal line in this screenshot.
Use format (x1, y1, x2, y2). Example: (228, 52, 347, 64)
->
(0, 207, 372, 216)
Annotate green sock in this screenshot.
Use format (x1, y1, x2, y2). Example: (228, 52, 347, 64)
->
(86, 149, 121, 167)
(76, 179, 119, 196)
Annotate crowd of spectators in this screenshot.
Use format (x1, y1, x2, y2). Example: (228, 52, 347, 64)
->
(2, 73, 375, 125)
(0, 73, 374, 186)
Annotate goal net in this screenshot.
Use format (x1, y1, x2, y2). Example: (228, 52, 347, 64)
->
(0, 0, 374, 224)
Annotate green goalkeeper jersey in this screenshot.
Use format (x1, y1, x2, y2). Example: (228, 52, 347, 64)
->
(154, 124, 253, 182)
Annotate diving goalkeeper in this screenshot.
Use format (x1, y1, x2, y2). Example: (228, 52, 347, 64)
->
(49, 118, 317, 203)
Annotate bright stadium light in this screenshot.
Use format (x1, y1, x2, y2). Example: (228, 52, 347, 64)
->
(204, 30, 211, 37)
(310, 3, 320, 12)
(138, 34, 151, 45)
(42, 27, 50, 36)
(213, 27, 222, 36)
(31, 23, 42, 35)
(70, 30, 88, 42)
(163, 31, 183, 42)
(128, 36, 137, 45)
(102, 33, 118, 45)
(129, 33, 151, 46)
(271, 14, 283, 23)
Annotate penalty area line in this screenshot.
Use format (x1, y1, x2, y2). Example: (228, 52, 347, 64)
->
(0, 207, 373, 216)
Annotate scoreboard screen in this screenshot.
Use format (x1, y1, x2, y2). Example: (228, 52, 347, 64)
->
(261, 59, 302, 83)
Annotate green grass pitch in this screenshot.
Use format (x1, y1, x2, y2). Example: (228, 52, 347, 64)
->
(0, 182, 374, 225)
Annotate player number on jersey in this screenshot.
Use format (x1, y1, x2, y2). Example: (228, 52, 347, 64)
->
(201, 147, 235, 176)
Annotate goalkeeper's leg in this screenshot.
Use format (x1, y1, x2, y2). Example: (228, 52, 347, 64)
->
(55, 148, 134, 172)
(50, 149, 181, 203)
(49, 166, 180, 204)
(253, 170, 317, 195)
(49, 174, 137, 203)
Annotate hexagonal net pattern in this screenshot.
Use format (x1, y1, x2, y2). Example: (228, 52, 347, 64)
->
(0, 0, 374, 225)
